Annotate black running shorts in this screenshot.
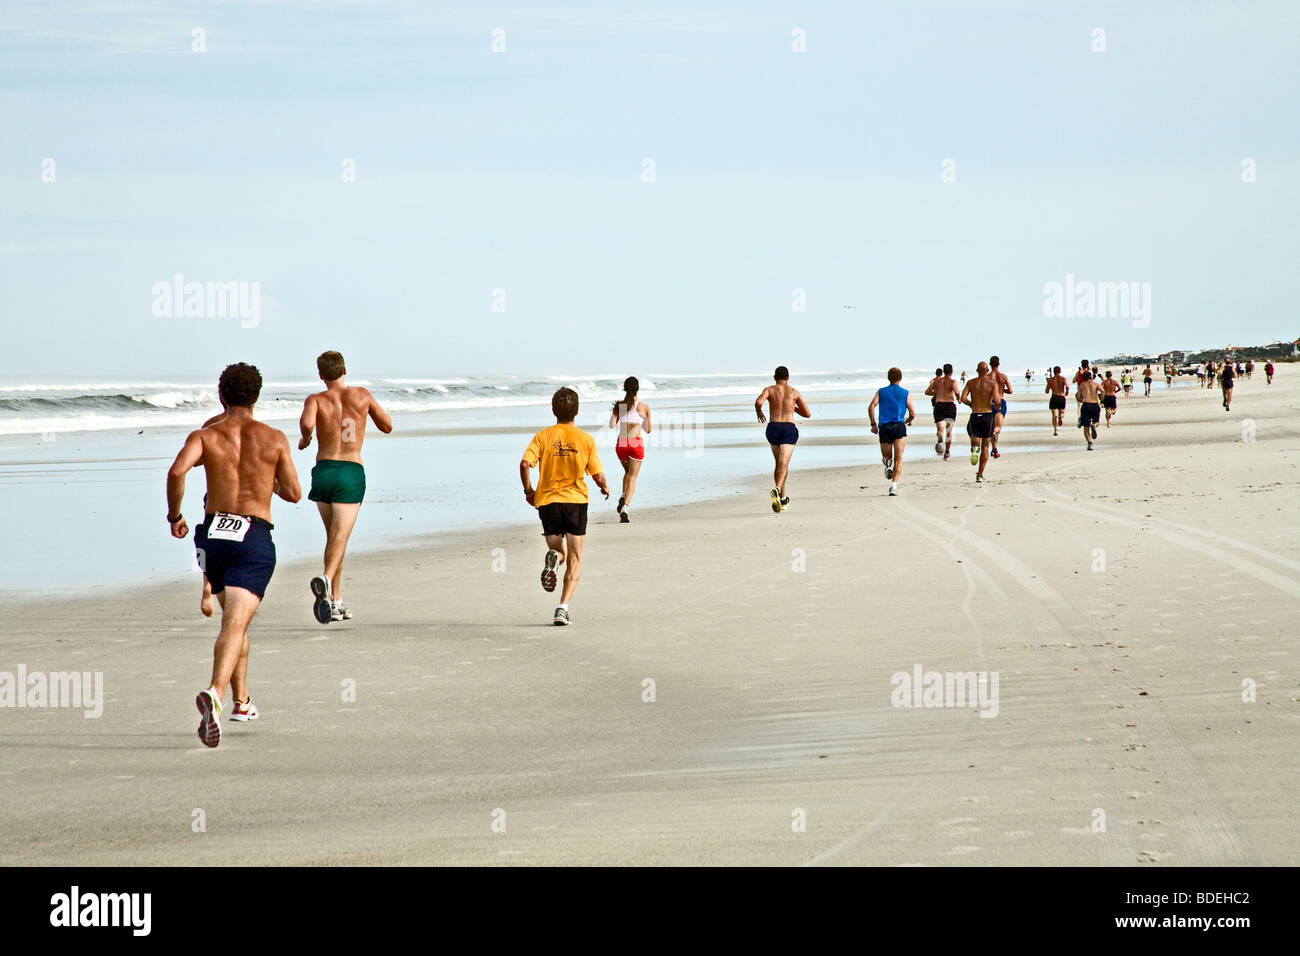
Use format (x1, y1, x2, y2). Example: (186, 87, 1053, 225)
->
(538, 502, 588, 536)
(878, 421, 907, 444)
(966, 412, 994, 439)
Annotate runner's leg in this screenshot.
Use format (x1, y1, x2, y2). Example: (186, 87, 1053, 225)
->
(623, 458, 642, 507)
(208, 585, 260, 701)
(321, 502, 361, 603)
(774, 443, 795, 497)
(559, 533, 584, 605)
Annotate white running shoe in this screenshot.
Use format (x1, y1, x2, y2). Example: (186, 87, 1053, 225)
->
(230, 697, 259, 722)
(889, 482, 898, 496)
(195, 688, 222, 748)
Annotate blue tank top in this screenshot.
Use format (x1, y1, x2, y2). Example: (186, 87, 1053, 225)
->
(877, 384, 908, 424)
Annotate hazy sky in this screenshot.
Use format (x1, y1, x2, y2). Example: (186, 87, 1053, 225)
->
(2, 0, 1296, 381)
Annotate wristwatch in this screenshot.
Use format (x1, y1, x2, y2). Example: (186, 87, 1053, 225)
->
(168, 513, 183, 523)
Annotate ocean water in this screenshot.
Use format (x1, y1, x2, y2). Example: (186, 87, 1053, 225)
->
(0, 370, 939, 437)
(0, 370, 948, 595)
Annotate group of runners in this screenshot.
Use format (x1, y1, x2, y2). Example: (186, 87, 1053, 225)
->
(168, 352, 1277, 748)
(167, 352, 391, 746)
(1194, 359, 1273, 411)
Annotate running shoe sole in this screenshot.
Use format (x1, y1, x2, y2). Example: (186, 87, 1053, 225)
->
(770, 488, 782, 513)
(195, 690, 221, 748)
(541, 550, 559, 592)
(310, 576, 332, 625)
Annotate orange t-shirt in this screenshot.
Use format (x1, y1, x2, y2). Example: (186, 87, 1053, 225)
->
(522, 423, 603, 507)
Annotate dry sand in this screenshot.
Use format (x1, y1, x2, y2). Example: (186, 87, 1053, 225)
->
(2, 374, 1297, 865)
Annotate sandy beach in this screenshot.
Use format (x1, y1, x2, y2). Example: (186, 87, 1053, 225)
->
(2, 374, 1296, 866)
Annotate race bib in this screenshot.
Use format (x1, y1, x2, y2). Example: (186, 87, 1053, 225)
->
(208, 512, 250, 543)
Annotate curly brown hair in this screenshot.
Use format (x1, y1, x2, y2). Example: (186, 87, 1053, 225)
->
(218, 363, 263, 408)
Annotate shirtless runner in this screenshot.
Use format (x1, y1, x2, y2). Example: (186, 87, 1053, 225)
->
(959, 361, 997, 482)
(924, 363, 959, 459)
(1077, 371, 1102, 450)
(755, 365, 811, 513)
(167, 363, 302, 748)
(1101, 370, 1121, 427)
(989, 355, 1012, 459)
(299, 350, 393, 625)
(1045, 366, 1068, 435)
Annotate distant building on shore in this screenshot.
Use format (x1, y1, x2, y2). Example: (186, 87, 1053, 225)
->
(1098, 337, 1298, 366)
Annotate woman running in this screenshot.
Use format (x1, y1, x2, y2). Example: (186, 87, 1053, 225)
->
(608, 376, 651, 523)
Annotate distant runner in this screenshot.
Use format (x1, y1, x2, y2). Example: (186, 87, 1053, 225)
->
(299, 351, 393, 625)
(1045, 366, 1069, 436)
(924, 363, 959, 459)
(520, 387, 610, 626)
(1220, 361, 1235, 411)
(868, 368, 916, 496)
(755, 366, 811, 513)
(960, 361, 997, 482)
(1073, 359, 1091, 418)
(167, 363, 302, 748)
(925, 367, 942, 432)
(1121, 368, 1133, 396)
(608, 376, 651, 523)
(1101, 371, 1120, 427)
(989, 355, 1012, 459)
(1142, 364, 1153, 397)
(1265, 361, 1274, 385)
(1077, 371, 1101, 450)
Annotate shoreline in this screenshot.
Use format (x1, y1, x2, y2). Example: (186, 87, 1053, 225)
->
(1, 374, 1285, 606)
